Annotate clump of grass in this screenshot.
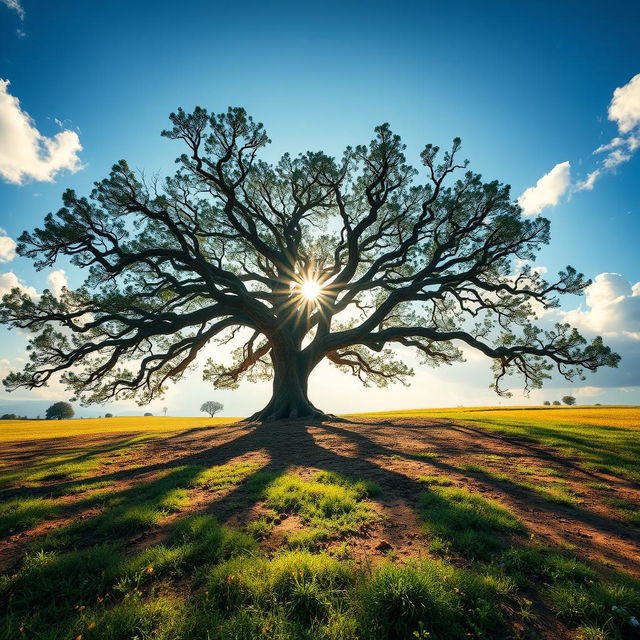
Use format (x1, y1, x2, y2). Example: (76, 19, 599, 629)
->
(53, 479, 113, 496)
(0, 496, 61, 535)
(415, 450, 439, 459)
(257, 472, 379, 544)
(0, 545, 122, 627)
(418, 486, 525, 558)
(190, 461, 259, 491)
(245, 516, 275, 540)
(206, 550, 355, 625)
(358, 558, 513, 639)
(460, 462, 485, 473)
(81, 594, 189, 640)
(603, 497, 640, 525)
(417, 475, 453, 487)
(315, 470, 382, 498)
(502, 544, 640, 636)
(585, 481, 614, 491)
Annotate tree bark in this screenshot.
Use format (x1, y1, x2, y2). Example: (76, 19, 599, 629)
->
(244, 345, 327, 422)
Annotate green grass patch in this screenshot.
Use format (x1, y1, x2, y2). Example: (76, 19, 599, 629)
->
(190, 461, 260, 491)
(603, 497, 640, 525)
(417, 475, 453, 487)
(253, 471, 380, 546)
(460, 462, 579, 506)
(0, 496, 61, 535)
(418, 486, 525, 558)
(501, 544, 640, 637)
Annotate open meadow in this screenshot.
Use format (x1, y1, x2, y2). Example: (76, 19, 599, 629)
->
(1, 406, 639, 640)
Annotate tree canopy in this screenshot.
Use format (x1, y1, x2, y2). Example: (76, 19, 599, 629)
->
(201, 400, 224, 417)
(0, 107, 619, 421)
(45, 401, 74, 420)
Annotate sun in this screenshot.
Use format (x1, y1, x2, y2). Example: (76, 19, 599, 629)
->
(299, 278, 322, 301)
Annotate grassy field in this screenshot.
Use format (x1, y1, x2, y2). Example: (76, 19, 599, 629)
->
(0, 407, 639, 639)
(0, 415, 236, 441)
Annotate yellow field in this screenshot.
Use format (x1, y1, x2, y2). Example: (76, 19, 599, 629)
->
(351, 405, 640, 430)
(0, 415, 239, 441)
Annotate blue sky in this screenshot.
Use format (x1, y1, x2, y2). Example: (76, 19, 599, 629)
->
(0, 0, 638, 417)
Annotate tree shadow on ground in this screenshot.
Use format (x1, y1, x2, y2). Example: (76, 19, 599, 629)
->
(2, 417, 639, 577)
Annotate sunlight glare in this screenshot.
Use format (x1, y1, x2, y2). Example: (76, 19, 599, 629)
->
(300, 279, 322, 300)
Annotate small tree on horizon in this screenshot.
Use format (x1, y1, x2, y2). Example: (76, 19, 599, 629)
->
(0, 107, 619, 422)
(45, 401, 74, 420)
(562, 395, 577, 406)
(163, 406, 168, 416)
(543, 400, 550, 406)
(553, 400, 561, 406)
(201, 400, 224, 417)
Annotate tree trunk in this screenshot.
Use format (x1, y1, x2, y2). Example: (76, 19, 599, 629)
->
(244, 345, 327, 422)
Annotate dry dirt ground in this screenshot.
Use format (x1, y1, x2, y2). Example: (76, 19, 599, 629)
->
(2, 415, 638, 583)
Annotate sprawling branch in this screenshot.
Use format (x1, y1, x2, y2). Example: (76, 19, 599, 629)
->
(0, 106, 619, 417)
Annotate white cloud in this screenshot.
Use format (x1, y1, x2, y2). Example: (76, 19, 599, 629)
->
(0, 229, 16, 262)
(0, 79, 83, 184)
(1, 0, 24, 19)
(563, 273, 640, 338)
(47, 269, 68, 297)
(0, 271, 38, 299)
(609, 73, 640, 134)
(517, 161, 571, 215)
(602, 148, 631, 169)
(575, 169, 600, 192)
(573, 386, 603, 398)
(578, 74, 640, 189)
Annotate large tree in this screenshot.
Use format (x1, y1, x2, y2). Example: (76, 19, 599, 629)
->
(0, 108, 619, 421)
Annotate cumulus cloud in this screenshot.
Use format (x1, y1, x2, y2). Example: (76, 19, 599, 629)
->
(577, 73, 640, 190)
(0, 79, 83, 184)
(1, 0, 24, 19)
(559, 273, 640, 390)
(0, 229, 16, 262)
(517, 161, 571, 215)
(609, 73, 640, 134)
(47, 269, 68, 297)
(563, 272, 640, 338)
(0, 271, 38, 299)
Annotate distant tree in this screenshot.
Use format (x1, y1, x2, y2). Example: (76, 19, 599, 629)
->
(144, 412, 153, 416)
(163, 406, 168, 416)
(1, 413, 17, 419)
(562, 395, 576, 406)
(552, 400, 561, 406)
(543, 400, 550, 406)
(201, 400, 224, 417)
(45, 401, 74, 420)
(105, 412, 113, 418)
(0, 107, 619, 422)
